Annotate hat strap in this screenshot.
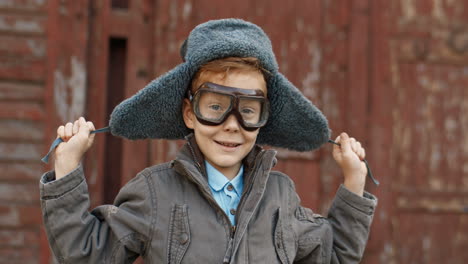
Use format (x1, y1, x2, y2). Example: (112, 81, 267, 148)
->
(41, 127, 110, 164)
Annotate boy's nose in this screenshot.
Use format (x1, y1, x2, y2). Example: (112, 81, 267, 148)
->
(222, 114, 240, 132)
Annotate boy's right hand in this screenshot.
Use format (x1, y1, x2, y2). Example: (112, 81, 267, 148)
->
(55, 117, 95, 180)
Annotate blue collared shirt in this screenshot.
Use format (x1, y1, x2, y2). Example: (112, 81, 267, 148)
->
(205, 161, 244, 226)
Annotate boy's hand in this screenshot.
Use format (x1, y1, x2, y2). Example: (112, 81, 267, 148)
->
(55, 117, 95, 180)
(332, 132, 367, 196)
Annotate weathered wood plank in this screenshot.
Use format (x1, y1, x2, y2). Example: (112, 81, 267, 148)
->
(0, 57, 46, 82)
(0, 0, 47, 13)
(0, 142, 43, 161)
(0, 162, 45, 181)
(0, 120, 44, 141)
(0, 80, 43, 100)
(0, 35, 46, 58)
(0, 102, 45, 121)
(0, 14, 46, 35)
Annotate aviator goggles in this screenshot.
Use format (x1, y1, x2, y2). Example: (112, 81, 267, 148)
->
(187, 82, 270, 131)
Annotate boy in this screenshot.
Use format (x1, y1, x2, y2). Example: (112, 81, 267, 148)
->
(40, 19, 376, 263)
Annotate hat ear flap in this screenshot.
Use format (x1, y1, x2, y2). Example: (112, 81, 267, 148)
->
(257, 73, 330, 151)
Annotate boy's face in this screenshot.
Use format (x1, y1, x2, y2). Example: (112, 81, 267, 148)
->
(183, 70, 267, 179)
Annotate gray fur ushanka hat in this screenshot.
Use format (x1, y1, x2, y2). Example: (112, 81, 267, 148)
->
(109, 18, 330, 151)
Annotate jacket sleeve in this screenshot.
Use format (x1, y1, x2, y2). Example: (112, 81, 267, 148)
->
(40, 164, 154, 264)
(291, 184, 377, 264)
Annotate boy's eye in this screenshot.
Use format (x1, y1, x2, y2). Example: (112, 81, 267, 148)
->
(241, 108, 255, 115)
(209, 104, 223, 111)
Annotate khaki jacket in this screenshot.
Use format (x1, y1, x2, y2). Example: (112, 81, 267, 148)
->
(40, 135, 377, 263)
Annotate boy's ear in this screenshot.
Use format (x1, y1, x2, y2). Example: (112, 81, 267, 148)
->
(182, 98, 195, 129)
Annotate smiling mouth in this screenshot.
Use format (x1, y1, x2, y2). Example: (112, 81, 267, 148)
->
(214, 140, 241, 148)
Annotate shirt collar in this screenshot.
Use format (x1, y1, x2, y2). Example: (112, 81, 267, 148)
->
(205, 161, 244, 193)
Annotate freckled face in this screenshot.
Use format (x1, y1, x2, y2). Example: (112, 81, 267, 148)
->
(183, 70, 267, 179)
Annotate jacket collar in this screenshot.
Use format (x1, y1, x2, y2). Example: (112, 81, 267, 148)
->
(173, 133, 277, 187)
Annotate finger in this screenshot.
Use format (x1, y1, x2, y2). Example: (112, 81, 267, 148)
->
(339, 132, 352, 154)
(87, 121, 96, 138)
(87, 121, 95, 131)
(334, 135, 341, 142)
(359, 148, 365, 160)
(356, 141, 362, 157)
(87, 121, 96, 148)
(57, 126, 65, 139)
(64, 122, 73, 139)
(350, 138, 357, 153)
(78, 117, 91, 136)
(73, 120, 79, 135)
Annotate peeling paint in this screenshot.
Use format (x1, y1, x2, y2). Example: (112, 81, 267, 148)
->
(26, 39, 46, 57)
(0, 16, 44, 34)
(322, 87, 339, 120)
(0, 207, 19, 226)
(422, 236, 431, 264)
(182, 1, 192, 21)
(379, 242, 396, 264)
(0, 0, 46, 9)
(0, 230, 25, 246)
(279, 40, 289, 73)
(0, 143, 42, 160)
(432, 0, 446, 20)
(168, 141, 179, 158)
(401, 0, 417, 21)
(399, 196, 467, 212)
(54, 56, 87, 123)
(301, 43, 321, 100)
(295, 18, 304, 33)
(15, 20, 41, 32)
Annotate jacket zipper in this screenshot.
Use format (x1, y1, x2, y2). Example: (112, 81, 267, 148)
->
(222, 150, 265, 263)
(234, 150, 265, 227)
(178, 164, 237, 263)
(182, 143, 267, 263)
(179, 164, 235, 227)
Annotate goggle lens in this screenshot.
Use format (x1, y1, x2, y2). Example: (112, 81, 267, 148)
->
(197, 91, 233, 121)
(238, 97, 263, 125)
(190, 83, 269, 130)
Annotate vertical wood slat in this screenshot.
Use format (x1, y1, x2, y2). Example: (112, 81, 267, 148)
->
(84, 0, 111, 209)
(103, 37, 126, 204)
(365, 0, 393, 262)
(42, 0, 91, 263)
(119, 0, 152, 187)
(319, 0, 352, 210)
(41, 0, 59, 262)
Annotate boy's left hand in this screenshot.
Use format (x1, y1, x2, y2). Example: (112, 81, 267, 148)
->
(332, 132, 367, 196)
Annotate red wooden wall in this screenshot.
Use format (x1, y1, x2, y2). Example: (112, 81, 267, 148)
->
(0, 0, 466, 263)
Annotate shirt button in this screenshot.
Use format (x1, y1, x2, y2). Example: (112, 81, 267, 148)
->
(179, 233, 189, 245)
(230, 208, 236, 215)
(227, 184, 234, 191)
